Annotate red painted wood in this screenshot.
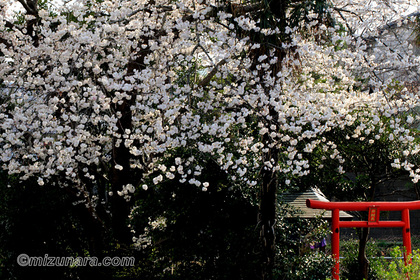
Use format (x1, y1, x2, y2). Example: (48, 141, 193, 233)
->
(402, 208, 412, 265)
(306, 199, 420, 211)
(305, 199, 419, 280)
(339, 220, 405, 228)
(332, 209, 340, 280)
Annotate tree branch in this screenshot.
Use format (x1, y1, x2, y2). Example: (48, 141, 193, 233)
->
(0, 38, 12, 49)
(198, 58, 227, 87)
(230, 2, 263, 17)
(333, 7, 364, 22)
(17, 0, 37, 14)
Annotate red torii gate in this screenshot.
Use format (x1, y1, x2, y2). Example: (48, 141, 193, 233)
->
(306, 199, 420, 280)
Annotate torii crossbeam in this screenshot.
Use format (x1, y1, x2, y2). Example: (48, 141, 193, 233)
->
(306, 199, 420, 280)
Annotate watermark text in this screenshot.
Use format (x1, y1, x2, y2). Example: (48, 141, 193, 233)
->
(17, 254, 135, 267)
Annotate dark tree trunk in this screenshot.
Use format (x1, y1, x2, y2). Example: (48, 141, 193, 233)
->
(109, 100, 135, 245)
(259, 165, 277, 280)
(252, 2, 286, 277)
(357, 173, 377, 280)
(107, 33, 154, 245)
(259, 129, 279, 280)
(358, 227, 370, 280)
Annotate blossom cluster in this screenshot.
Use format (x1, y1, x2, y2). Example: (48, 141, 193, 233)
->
(0, 0, 419, 223)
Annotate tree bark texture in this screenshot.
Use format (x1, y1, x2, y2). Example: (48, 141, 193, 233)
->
(358, 223, 370, 279)
(259, 125, 279, 280)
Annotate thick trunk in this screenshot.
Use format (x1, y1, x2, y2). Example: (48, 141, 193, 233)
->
(357, 174, 377, 280)
(259, 168, 277, 280)
(107, 34, 153, 245)
(259, 131, 278, 280)
(110, 101, 134, 245)
(358, 227, 370, 280)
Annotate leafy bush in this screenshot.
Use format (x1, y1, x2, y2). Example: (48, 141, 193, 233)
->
(274, 204, 334, 280)
(339, 238, 382, 280)
(274, 251, 333, 280)
(375, 247, 420, 280)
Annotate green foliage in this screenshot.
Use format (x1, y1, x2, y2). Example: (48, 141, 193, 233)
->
(274, 251, 333, 280)
(375, 247, 420, 280)
(274, 203, 334, 280)
(339, 238, 382, 280)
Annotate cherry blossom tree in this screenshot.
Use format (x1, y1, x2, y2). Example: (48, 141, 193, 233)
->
(1, 0, 420, 278)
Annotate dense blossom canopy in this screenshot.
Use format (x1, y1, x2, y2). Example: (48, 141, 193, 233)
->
(0, 0, 419, 221)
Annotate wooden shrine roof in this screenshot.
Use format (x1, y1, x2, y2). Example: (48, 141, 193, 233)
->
(282, 188, 353, 219)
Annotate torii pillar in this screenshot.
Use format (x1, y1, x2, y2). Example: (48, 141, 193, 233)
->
(306, 199, 420, 280)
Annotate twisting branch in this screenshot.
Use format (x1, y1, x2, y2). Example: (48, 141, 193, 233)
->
(198, 59, 227, 87)
(230, 2, 263, 17)
(333, 7, 364, 22)
(17, 0, 37, 14)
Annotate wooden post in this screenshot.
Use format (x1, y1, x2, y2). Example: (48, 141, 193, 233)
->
(332, 208, 340, 280)
(402, 208, 412, 265)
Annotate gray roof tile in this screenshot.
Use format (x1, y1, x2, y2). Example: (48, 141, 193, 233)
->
(282, 187, 353, 219)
